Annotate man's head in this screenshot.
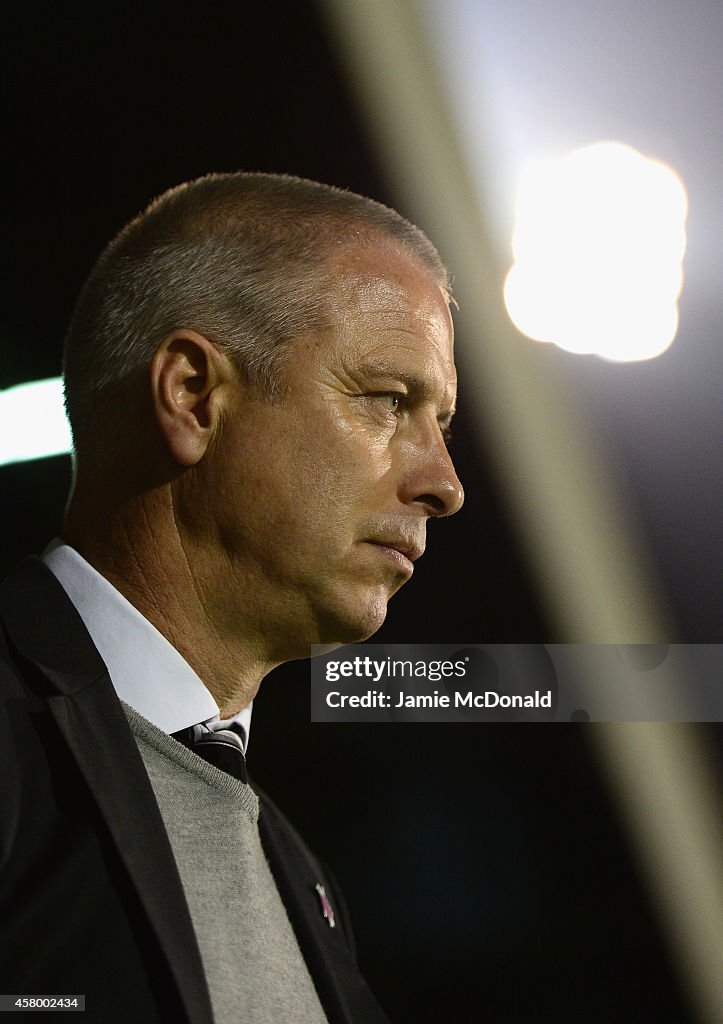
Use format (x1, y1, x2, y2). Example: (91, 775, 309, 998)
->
(63, 173, 463, 691)
(63, 172, 450, 446)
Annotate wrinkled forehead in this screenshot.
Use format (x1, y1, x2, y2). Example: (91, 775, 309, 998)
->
(326, 242, 454, 351)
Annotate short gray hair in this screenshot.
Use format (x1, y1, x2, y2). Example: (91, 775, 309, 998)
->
(63, 172, 449, 447)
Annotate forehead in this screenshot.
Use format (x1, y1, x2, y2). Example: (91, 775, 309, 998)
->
(322, 243, 455, 368)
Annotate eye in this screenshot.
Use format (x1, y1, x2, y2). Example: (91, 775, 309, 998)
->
(378, 393, 401, 414)
(364, 392, 404, 417)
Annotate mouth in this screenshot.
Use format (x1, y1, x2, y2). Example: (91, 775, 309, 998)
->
(365, 539, 425, 575)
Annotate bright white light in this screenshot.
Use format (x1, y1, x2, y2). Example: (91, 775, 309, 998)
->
(0, 377, 72, 467)
(504, 142, 688, 362)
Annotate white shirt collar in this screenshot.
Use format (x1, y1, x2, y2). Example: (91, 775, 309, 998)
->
(41, 540, 252, 746)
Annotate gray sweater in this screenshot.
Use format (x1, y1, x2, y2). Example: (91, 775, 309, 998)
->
(124, 703, 328, 1024)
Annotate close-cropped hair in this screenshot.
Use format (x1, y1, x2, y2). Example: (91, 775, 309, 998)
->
(62, 172, 450, 448)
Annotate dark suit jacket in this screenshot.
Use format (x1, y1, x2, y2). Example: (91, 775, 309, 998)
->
(0, 557, 389, 1024)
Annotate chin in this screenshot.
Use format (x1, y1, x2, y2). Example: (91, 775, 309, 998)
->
(318, 591, 389, 646)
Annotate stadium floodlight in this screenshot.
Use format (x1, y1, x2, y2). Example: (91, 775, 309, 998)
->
(504, 142, 687, 362)
(0, 377, 72, 467)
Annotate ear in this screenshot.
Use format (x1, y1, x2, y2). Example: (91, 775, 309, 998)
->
(150, 330, 234, 466)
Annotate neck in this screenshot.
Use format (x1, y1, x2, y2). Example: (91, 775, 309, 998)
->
(64, 484, 275, 717)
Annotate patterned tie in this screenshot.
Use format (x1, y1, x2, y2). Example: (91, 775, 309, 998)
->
(172, 721, 248, 783)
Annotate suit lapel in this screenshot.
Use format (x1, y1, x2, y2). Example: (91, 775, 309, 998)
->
(0, 558, 214, 1024)
(257, 790, 390, 1024)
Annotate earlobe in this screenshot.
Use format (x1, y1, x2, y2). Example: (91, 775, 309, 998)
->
(150, 330, 228, 467)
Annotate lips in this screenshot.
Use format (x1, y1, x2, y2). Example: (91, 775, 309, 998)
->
(367, 539, 425, 563)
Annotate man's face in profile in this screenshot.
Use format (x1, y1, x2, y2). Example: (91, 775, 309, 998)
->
(204, 244, 463, 654)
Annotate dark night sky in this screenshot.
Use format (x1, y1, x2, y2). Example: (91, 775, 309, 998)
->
(1, 4, 705, 1020)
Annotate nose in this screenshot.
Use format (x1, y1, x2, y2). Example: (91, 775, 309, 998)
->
(399, 425, 464, 518)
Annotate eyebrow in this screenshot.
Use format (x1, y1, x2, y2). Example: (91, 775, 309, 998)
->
(357, 360, 457, 429)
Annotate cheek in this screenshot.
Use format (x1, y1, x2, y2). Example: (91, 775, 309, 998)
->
(216, 402, 396, 548)
(310, 434, 394, 520)
(288, 401, 394, 496)
(318, 405, 396, 485)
